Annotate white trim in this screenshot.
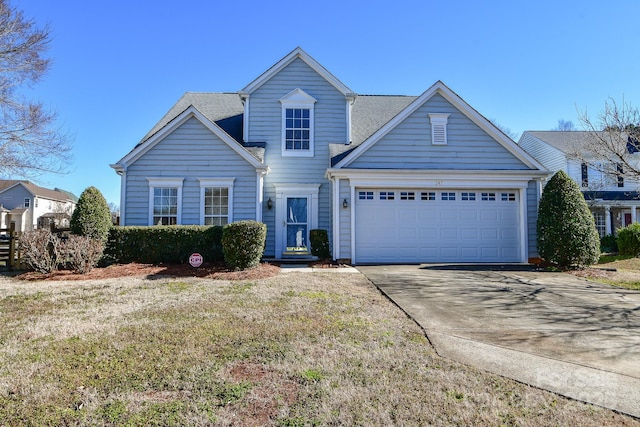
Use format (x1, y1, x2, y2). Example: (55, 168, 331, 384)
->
(115, 106, 265, 170)
(333, 81, 547, 171)
(429, 113, 450, 145)
(280, 89, 316, 158)
(519, 187, 528, 262)
(350, 184, 356, 263)
(273, 183, 320, 257)
(198, 178, 235, 225)
(256, 172, 265, 222)
(240, 92, 250, 142)
(331, 177, 340, 259)
(241, 47, 354, 96)
(147, 177, 184, 225)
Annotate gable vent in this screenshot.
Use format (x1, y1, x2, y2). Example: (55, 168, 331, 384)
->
(429, 113, 450, 145)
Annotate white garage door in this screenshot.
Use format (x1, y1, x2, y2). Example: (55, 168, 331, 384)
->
(355, 189, 521, 263)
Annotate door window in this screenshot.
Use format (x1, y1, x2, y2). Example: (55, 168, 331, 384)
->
(286, 197, 308, 252)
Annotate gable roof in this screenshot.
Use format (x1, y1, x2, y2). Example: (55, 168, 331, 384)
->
(0, 180, 77, 203)
(522, 131, 611, 154)
(240, 47, 354, 96)
(114, 105, 266, 170)
(334, 81, 546, 170)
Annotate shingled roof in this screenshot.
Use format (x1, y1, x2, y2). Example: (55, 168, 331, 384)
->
(0, 180, 77, 203)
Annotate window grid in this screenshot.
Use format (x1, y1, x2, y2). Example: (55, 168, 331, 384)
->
(203, 187, 229, 226)
(400, 191, 415, 200)
(153, 187, 178, 225)
(501, 193, 516, 201)
(461, 192, 476, 201)
(285, 108, 310, 150)
(617, 163, 624, 188)
(441, 192, 456, 201)
(421, 192, 436, 201)
(23, 198, 30, 208)
(359, 191, 374, 200)
(481, 192, 496, 201)
(380, 191, 395, 200)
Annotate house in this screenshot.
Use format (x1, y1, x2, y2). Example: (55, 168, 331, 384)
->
(111, 47, 549, 264)
(0, 180, 78, 232)
(519, 131, 640, 237)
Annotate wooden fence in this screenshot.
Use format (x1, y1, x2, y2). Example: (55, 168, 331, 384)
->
(0, 223, 19, 270)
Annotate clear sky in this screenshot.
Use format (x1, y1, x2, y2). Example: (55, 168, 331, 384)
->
(10, 0, 640, 206)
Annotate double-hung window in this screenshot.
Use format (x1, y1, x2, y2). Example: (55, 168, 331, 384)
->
(280, 88, 316, 157)
(199, 178, 234, 226)
(147, 178, 183, 225)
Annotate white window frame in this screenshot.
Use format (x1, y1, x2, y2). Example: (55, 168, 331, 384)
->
(23, 198, 30, 208)
(147, 177, 184, 225)
(198, 178, 235, 226)
(280, 88, 316, 157)
(429, 113, 450, 145)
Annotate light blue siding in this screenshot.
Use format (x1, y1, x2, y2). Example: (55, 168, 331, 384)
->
(348, 94, 530, 170)
(338, 179, 351, 260)
(248, 57, 347, 256)
(124, 117, 258, 225)
(527, 180, 539, 258)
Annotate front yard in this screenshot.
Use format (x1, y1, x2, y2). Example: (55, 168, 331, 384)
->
(0, 270, 637, 426)
(571, 256, 640, 290)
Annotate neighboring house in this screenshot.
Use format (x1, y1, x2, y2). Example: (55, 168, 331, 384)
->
(112, 47, 549, 264)
(519, 131, 640, 237)
(0, 180, 78, 232)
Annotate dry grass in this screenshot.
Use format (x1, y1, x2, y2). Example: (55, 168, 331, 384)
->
(0, 271, 638, 426)
(571, 256, 640, 290)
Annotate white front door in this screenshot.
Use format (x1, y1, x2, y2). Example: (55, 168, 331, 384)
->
(274, 184, 320, 258)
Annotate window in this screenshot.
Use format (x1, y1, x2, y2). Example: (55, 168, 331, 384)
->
(581, 162, 589, 187)
(147, 178, 184, 225)
(23, 198, 30, 208)
(199, 178, 234, 226)
(280, 88, 316, 157)
(441, 192, 456, 201)
(593, 211, 606, 238)
(359, 191, 373, 200)
(429, 113, 450, 145)
(501, 193, 516, 201)
(421, 192, 436, 201)
(617, 163, 624, 188)
(461, 192, 476, 201)
(400, 191, 415, 200)
(481, 192, 496, 201)
(380, 191, 395, 200)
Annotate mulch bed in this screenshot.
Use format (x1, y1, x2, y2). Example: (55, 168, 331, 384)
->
(13, 262, 281, 281)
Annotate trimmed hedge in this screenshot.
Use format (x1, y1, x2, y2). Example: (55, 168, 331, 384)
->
(310, 229, 331, 260)
(103, 225, 223, 264)
(617, 223, 640, 256)
(222, 221, 266, 270)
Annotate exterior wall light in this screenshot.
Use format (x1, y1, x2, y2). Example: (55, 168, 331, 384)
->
(343, 198, 348, 209)
(267, 198, 273, 210)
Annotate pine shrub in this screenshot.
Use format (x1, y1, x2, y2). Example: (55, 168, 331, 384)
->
(222, 221, 266, 270)
(310, 229, 331, 260)
(537, 170, 600, 268)
(70, 186, 112, 242)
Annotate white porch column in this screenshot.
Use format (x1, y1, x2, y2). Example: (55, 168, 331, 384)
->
(605, 206, 612, 235)
(632, 206, 637, 224)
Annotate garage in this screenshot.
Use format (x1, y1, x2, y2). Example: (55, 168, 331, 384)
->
(355, 188, 521, 263)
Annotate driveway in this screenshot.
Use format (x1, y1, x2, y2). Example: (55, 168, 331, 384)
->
(358, 264, 640, 418)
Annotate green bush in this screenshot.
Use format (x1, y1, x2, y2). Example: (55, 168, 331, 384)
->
(537, 170, 600, 268)
(221, 221, 266, 270)
(310, 229, 331, 260)
(616, 223, 640, 256)
(600, 234, 618, 253)
(71, 186, 112, 242)
(103, 225, 223, 264)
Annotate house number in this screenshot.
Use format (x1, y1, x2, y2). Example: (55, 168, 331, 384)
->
(435, 180, 444, 186)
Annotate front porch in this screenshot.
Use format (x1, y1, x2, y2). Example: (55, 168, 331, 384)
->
(591, 204, 640, 237)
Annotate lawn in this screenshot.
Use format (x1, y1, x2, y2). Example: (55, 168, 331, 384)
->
(572, 255, 640, 290)
(0, 270, 637, 426)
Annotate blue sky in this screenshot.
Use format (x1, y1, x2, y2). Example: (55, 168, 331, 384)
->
(11, 0, 640, 205)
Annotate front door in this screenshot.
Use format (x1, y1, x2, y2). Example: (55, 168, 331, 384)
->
(285, 197, 309, 254)
(625, 213, 632, 227)
(274, 183, 320, 258)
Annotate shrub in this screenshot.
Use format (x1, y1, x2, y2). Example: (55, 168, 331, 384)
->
(70, 186, 112, 243)
(600, 234, 618, 253)
(60, 235, 105, 274)
(537, 170, 600, 268)
(616, 223, 640, 256)
(310, 229, 331, 260)
(19, 229, 60, 273)
(103, 225, 223, 264)
(222, 221, 266, 270)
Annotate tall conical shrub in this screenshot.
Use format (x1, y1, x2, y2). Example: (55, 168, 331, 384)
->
(70, 186, 112, 242)
(537, 170, 600, 268)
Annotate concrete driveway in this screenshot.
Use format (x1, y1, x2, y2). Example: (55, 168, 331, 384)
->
(358, 264, 640, 418)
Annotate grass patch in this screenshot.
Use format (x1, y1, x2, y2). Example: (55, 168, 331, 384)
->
(0, 272, 636, 426)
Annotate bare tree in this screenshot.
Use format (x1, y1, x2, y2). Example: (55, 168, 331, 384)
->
(0, 0, 71, 178)
(571, 98, 640, 183)
(555, 119, 575, 131)
(490, 118, 520, 141)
